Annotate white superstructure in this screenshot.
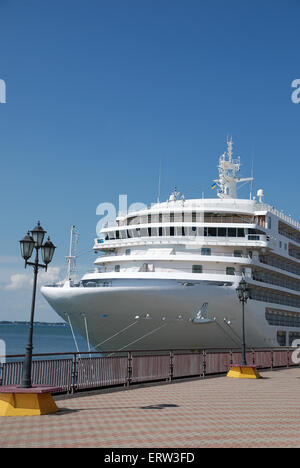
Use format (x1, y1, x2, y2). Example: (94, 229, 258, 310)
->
(41, 139, 300, 351)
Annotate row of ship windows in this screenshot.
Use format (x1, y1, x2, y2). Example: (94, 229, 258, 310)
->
(117, 251, 300, 285)
(112, 264, 237, 275)
(123, 248, 244, 257)
(250, 289, 300, 308)
(109, 263, 299, 291)
(278, 228, 300, 245)
(101, 227, 262, 241)
(290, 251, 300, 261)
(80, 279, 233, 288)
(266, 309, 300, 328)
(259, 255, 300, 276)
(253, 271, 300, 293)
(277, 331, 300, 346)
(125, 213, 256, 225)
(108, 266, 299, 295)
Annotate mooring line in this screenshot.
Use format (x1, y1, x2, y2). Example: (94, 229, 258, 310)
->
(114, 323, 168, 353)
(94, 321, 138, 349)
(214, 318, 240, 347)
(67, 313, 81, 358)
(83, 314, 92, 358)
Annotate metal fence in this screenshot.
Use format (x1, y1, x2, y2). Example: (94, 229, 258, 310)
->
(0, 347, 298, 394)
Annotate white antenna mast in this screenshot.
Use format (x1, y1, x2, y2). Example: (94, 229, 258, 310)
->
(227, 135, 233, 162)
(249, 159, 254, 200)
(157, 161, 162, 203)
(66, 225, 79, 281)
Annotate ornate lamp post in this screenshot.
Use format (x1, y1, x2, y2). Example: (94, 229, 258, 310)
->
(236, 278, 250, 367)
(19, 221, 56, 388)
(227, 278, 261, 379)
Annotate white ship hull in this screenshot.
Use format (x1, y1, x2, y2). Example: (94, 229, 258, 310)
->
(41, 278, 277, 351)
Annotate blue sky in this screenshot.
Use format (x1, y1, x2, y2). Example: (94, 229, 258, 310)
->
(0, 0, 300, 321)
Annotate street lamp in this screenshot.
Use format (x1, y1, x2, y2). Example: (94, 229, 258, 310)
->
(236, 278, 250, 367)
(19, 221, 56, 388)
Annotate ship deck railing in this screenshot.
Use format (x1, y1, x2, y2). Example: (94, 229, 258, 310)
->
(98, 251, 251, 259)
(95, 235, 268, 249)
(82, 267, 241, 276)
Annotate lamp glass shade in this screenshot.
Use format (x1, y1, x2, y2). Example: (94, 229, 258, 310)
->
(19, 233, 35, 260)
(31, 221, 46, 248)
(41, 237, 56, 264)
(236, 279, 249, 301)
(236, 286, 243, 301)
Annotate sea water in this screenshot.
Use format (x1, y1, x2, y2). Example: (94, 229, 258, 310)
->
(0, 322, 93, 358)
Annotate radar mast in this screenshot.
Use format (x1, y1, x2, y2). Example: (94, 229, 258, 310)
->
(213, 137, 253, 199)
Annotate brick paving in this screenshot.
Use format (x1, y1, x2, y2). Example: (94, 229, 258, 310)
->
(1, 368, 300, 448)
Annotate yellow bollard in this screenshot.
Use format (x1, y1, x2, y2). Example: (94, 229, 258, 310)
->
(0, 385, 61, 416)
(227, 365, 262, 379)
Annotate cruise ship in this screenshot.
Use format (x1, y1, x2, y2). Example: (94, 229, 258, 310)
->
(41, 139, 300, 351)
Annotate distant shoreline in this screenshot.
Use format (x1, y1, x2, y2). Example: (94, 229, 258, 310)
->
(0, 321, 66, 326)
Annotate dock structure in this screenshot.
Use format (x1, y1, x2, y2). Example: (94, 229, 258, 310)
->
(0, 367, 300, 448)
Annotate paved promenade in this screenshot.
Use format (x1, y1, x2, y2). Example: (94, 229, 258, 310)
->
(1, 368, 300, 448)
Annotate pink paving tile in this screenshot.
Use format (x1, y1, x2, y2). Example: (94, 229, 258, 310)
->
(1, 368, 300, 448)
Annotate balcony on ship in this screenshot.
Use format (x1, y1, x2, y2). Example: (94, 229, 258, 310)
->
(93, 231, 268, 251)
